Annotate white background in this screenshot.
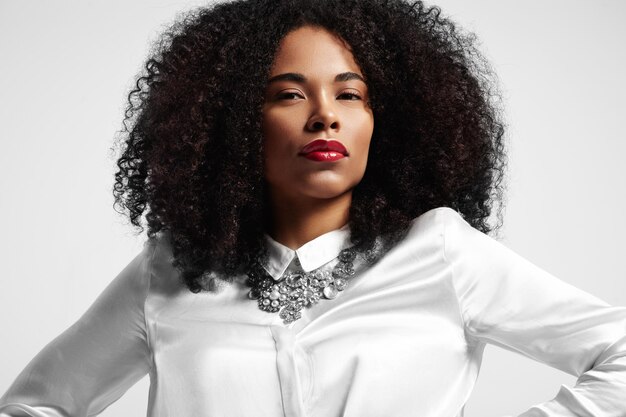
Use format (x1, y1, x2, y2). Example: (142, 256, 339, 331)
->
(0, 1, 624, 415)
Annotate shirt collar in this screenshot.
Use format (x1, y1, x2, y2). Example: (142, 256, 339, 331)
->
(262, 222, 352, 280)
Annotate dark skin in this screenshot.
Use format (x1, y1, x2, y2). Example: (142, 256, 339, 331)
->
(261, 25, 374, 250)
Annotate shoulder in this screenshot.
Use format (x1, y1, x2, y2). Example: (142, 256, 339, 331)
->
(411, 206, 466, 226)
(143, 230, 186, 296)
(80, 237, 159, 322)
(392, 206, 468, 261)
(406, 206, 471, 240)
(406, 206, 500, 262)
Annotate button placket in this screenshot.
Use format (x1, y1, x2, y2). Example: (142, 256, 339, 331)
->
(269, 325, 307, 417)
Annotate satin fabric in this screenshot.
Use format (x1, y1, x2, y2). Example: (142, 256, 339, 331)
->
(1, 206, 625, 416)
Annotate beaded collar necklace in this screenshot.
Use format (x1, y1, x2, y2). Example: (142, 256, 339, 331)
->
(245, 247, 358, 324)
(245, 233, 389, 325)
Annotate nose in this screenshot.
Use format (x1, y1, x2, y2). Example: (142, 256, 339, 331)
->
(306, 95, 340, 132)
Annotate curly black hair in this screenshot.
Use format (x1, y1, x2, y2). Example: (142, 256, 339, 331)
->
(112, 0, 507, 293)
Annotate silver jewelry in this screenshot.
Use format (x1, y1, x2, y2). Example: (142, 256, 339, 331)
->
(246, 247, 357, 324)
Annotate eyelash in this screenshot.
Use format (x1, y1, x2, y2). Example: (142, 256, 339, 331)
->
(339, 92, 362, 100)
(277, 92, 362, 100)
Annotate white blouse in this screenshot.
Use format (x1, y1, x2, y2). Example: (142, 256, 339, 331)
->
(1, 206, 625, 417)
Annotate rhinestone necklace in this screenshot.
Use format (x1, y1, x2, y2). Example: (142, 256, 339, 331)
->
(246, 247, 358, 324)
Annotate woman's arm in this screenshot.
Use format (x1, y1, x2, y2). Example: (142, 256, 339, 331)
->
(442, 208, 626, 416)
(0, 239, 156, 417)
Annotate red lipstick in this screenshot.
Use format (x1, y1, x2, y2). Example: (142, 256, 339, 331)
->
(299, 139, 348, 162)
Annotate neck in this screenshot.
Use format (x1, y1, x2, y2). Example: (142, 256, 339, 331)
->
(266, 190, 352, 250)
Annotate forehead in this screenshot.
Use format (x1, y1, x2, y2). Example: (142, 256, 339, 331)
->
(269, 25, 361, 75)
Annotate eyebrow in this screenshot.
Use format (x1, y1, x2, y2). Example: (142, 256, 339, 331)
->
(266, 71, 366, 85)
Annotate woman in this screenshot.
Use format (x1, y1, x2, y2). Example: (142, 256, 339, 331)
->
(1, 0, 624, 415)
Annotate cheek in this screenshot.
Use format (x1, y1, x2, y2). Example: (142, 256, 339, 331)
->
(262, 118, 294, 159)
(352, 119, 373, 174)
(355, 115, 374, 153)
(261, 114, 293, 183)
(261, 114, 276, 145)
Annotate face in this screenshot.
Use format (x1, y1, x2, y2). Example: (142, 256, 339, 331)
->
(261, 25, 374, 203)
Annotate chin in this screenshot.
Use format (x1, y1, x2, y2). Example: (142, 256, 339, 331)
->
(303, 181, 359, 200)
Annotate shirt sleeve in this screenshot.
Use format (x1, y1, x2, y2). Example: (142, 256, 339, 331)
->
(0, 239, 156, 417)
(442, 208, 626, 416)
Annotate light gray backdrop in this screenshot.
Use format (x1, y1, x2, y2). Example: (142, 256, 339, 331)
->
(0, 1, 624, 416)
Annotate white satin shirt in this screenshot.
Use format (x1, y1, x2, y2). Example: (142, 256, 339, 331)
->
(1, 207, 625, 416)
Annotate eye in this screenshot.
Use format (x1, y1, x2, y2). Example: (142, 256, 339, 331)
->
(277, 91, 304, 100)
(338, 91, 362, 100)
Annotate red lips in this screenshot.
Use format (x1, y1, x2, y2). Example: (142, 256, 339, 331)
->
(299, 139, 348, 156)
